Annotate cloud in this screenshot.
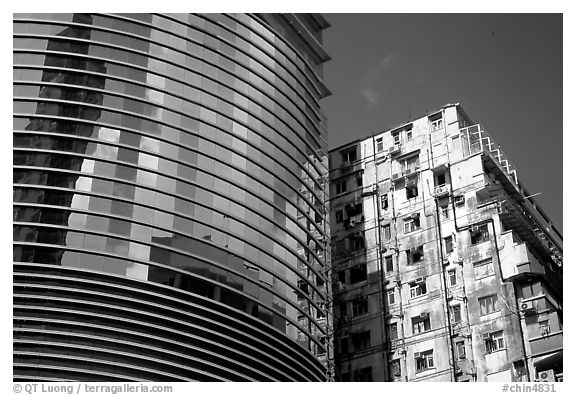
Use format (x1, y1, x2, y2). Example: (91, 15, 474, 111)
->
(366, 53, 396, 82)
(360, 53, 396, 108)
(359, 87, 380, 107)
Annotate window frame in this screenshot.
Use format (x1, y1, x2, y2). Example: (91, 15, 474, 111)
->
(390, 359, 401, 377)
(376, 137, 384, 152)
(473, 258, 495, 280)
(479, 294, 499, 315)
(341, 149, 357, 164)
(412, 314, 431, 334)
(403, 215, 421, 233)
(444, 235, 454, 254)
(470, 224, 490, 245)
(456, 341, 466, 359)
(350, 263, 367, 284)
(409, 281, 427, 298)
(385, 255, 394, 272)
(451, 304, 462, 323)
(335, 209, 343, 223)
(351, 296, 369, 317)
(415, 350, 435, 372)
(382, 223, 391, 241)
(448, 269, 457, 287)
(407, 245, 424, 264)
(351, 330, 371, 352)
(336, 180, 347, 195)
(484, 330, 505, 354)
(381, 193, 389, 210)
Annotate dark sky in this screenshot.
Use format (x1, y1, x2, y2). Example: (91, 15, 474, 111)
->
(322, 14, 563, 232)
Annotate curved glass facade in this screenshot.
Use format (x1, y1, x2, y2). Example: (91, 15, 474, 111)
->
(13, 13, 331, 381)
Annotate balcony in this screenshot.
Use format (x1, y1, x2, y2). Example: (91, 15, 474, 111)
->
(460, 124, 519, 186)
(500, 232, 544, 280)
(402, 165, 420, 178)
(340, 160, 362, 174)
(476, 174, 504, 202)
(529, 331, 563, 358)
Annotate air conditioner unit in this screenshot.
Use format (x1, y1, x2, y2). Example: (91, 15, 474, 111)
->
(470, 225, 480, 233)
(392, 173, 400, 181)
(389, 145, 401, 154)
(414, 351, 422, 358)
(419, 312, 428, 319)
(454, 195, 465, 205)
(482, 332, 492, 340)
(415, 277, 424, 283)
(537, 369, 556, 382)
(520, 300, 536, 313)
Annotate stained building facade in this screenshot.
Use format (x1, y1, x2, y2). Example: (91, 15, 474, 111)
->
(13, 13, 332, 381)
(329, 103, 562, 382)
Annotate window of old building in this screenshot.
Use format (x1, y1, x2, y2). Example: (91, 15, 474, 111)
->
(470, 224, 490, 245)
(350, 264, 367, 284)
(407, 245, 424, 264)
(335, 209, 343, 223)
(440, 204, 450, 220)
(342, 148, 357, 164)
(404, 214, 421, 233)
(350, 233, 365, 252)
(406, 129, 413, 141)
(448, 269, 457, 287)
(389, 322, 398, 340)
(352, 331, 371, 352)
(376, 137, 384, 152)
(351, 296, 369, 317)
(451, 304, 462, 323)
(390, 359, 402, 377)
(538, 319, 551, 336)
(444, 235, 454, 253)
(473, 258, 494, 280)
(400, 155, 420, 175)
(409, 280, 427, 298)
(381, 193, 389, 210)
(479, 294, 499, 315)
(456, 341, 466, 359)
(412, 313, 431, 334)
(382, 223, 391, 241)
(429, 113, 444, 131)
(385, 255, 394, 272)
(415, 350, 434, 372)
(484, 330, 505, 353)
(336, 180, 347, 194)
(387, 288, 396, 305)
(406, 184, 419, 199)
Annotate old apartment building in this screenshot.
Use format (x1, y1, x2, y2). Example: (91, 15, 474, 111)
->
(329, 103, 563, 382)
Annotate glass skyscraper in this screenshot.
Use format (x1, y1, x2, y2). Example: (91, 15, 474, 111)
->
(13, 13, 331, 381)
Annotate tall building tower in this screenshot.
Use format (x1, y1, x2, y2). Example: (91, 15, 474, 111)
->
(13, 13, 332, 381)
(329, 103, 562, 382)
